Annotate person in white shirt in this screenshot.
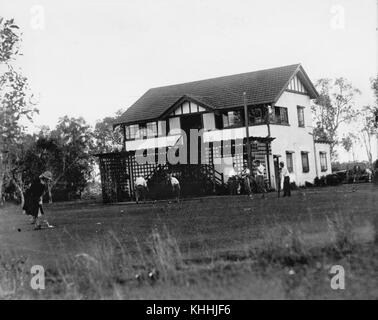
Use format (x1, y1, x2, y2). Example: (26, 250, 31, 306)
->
(135, 176, 148, 204)
(254, 160, 266, 198)
(167, 173, 180, 203)
(279, 161, 291, 197)
(227, 163, 239, 195)
(365, 168, 372, 182)
(241, 163, 253, 199)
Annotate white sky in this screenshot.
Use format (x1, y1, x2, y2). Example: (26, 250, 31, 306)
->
(1, 0, 378, 161)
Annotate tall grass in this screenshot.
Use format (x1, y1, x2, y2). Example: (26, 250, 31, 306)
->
(326, 211, 355, 253)
(36, 227, 186, 298)
(145, 227, 184, 282)
(1, 208, 376, 299)
(0, 253, 28, 299)
(250, 223, 308, 268)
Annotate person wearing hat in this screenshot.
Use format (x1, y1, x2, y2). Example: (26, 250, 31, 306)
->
(279, 162, 291, 197)
(23, 171, 54, 230)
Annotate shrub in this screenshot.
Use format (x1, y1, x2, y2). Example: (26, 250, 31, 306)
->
(325, 173, 342, 186)
(314, 176, 326, 187)
(81, 182, 102, 200)
(314, 174, 342, 187)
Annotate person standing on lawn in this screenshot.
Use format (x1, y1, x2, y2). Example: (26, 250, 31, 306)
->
(135, 176, 148, 204)
(241, 163, 253, 199)
(254, 160, 266, 198)
(227, 162, 239, 195)
(23, 171, 53, 230)
(280, 161, 291, 197)
(167, 173, 180, 203)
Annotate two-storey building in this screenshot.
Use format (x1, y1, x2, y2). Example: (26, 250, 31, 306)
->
(98, 64, 331, 202)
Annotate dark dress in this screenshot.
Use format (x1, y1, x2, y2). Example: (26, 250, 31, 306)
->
(23, 179, 46, 218)
(283, 176, 291, 197)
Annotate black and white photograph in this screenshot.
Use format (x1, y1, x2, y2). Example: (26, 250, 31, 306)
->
(0, 0, 378, 304)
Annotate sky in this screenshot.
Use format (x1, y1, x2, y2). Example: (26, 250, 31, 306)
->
(1, 0, 378, 161)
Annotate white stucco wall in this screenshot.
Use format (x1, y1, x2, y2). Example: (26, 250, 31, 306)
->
(268, 91, 318, 186)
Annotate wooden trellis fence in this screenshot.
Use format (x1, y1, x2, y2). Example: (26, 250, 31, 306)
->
(96, 137, 273, 203)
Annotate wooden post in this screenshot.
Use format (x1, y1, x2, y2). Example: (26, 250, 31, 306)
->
(243, 92, 252, 171)
(266, 104, 273, 188)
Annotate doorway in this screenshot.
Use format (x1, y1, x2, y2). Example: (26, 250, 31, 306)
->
(180, 114, 203, 164)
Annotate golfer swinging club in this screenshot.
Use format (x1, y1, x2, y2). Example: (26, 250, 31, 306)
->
(23, 171, 54, 230)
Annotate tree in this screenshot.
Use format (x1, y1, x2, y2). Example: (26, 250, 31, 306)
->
(0, 17, 38, 204)
(370, 77, 378, 166)
(4, 118, 96, 203)
(93, 109, 124, 154)
(371, 76, 378, 106)
(20, 131, 60, 202)
(49, 116, 95, 200)
(311, 78, 361, 160)
(0, 18, 20, 63)
(357, 106, 377, 167)
(341, 133, 358, 162)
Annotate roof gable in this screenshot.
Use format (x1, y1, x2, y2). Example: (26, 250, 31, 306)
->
(287, 75, 308, 94)
(114, 64, 318, 126)
(161, 95, 214, 118)
(281, 65, 318, 99)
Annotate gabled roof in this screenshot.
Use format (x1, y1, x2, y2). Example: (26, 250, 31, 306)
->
(114, 64, 318, 126)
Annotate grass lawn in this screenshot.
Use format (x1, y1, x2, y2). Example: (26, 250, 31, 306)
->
(0, 184, 377, 299)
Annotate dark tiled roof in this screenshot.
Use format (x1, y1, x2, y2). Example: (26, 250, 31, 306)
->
(114, 64, 317, 126)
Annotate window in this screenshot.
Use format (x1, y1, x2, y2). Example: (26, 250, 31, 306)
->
(128, 124, 138, 140)
(169, 117, 180, 134)
(320, 152, 328, 172)
(203, 113, 216, 130)
(157, 120, 166, 137)
(301, 152, 310, 173)
(125, 126, 130, 140)
(223, 110, 244, 128)
(146, 122, 157, 137)
(273, 107, 289, 125)
(248, 107, 264, 124)
(297, 106, 305, 127)
(138, 124, 147, 139)
(286, 152, 294, 173)
(215, 113, 223, 129)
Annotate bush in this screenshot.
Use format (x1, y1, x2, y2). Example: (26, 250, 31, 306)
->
(305, 181, 314, 188)
(81, 182, 102, 200)
(314, 174, 342, 187)
(314, 176, 326, 187)
(325, 173, 342, 186)
(290, 182, 298, 190)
